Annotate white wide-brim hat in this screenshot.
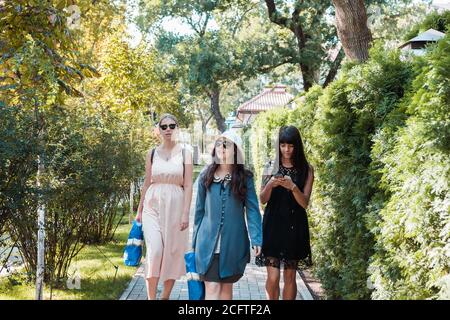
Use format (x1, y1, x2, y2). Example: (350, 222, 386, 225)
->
(215, 130, 245, 164)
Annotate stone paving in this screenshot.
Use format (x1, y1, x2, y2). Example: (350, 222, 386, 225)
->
(119, 252, 311, 300)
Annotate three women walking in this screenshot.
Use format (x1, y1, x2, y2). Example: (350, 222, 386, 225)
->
(135, 114, 313, 300)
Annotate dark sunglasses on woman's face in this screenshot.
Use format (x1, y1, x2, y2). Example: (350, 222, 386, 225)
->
(215, 140, 233, 149)
(160, 123, 177, 130)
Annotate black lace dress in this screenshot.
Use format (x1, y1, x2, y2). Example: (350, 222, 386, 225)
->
(256, 164, 312, 270)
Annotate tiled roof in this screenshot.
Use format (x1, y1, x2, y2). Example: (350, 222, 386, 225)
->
(236, 85, 294, 120)
(400, 28, 445, 48)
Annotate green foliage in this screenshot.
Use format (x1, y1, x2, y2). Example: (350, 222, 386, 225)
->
(366, 0, 427, 42)
(248, 107, 291, 200)
(0, 0, 164, 286)
(368, 34, 450, 300)
(2, 104, 149, 284)
(403, 10, 450, 41)
(0, 104, 38, 237)
(307, 44, 415, 299)
(94, 35, 188, 124)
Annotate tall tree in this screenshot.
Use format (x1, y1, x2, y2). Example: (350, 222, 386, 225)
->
(332, 0, 372, 62)
(138, 0, 286, 131)
(0, 0, 110, 299)
(264, 0, 344, 91)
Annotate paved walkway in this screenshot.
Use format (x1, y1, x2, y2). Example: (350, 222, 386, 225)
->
(120, 178, 313, 300)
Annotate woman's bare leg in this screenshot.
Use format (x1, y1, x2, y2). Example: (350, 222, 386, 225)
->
(282, 269, 297, 300)
(160, 279, 175, 299)
(219, 283, 233, 300)
(205, 281, 221, 300)
(265, 266, 280, 300)
(146, 277, 159, 300)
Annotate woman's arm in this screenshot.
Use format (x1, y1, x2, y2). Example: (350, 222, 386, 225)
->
(281, 166, 315, 209)
(245, 176, 263, 256)
(180, 148, 193, 231)
(259, 176, 280, 204)
(136, 150, 154, 222)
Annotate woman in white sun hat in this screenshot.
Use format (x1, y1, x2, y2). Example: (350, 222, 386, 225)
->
(192, 130, 262, 300)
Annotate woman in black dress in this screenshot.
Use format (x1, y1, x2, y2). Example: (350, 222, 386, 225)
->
(256, 125, 314, 300)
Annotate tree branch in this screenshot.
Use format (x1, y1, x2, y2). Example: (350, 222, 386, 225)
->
(323, 47, 344, 88)
(200, 12, 210, 37)
(258, 57, 296, 74)
(265, 0, 290, 29)
(185, 16, 202, 36)
(231, 6, 255, 38)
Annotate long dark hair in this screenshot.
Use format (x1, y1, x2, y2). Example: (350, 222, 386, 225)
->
(203, 143, 253, 202)
(275, 126, 309, 190)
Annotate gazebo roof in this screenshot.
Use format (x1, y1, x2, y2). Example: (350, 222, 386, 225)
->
(236, 85, 294, 121)
(399, 28, 445, 48)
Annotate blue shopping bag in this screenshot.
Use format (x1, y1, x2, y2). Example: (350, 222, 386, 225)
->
(184, 251, 205, 300)
(123, 220, 144, 266)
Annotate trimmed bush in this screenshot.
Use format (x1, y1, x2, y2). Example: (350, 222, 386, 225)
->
(368, 34, 450, 299)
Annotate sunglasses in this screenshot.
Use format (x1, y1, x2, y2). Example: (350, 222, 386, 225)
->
(159, 123, 177, 130)
(215, 140, 234, 149)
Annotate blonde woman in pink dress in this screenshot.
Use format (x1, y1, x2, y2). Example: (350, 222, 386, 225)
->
(136, 114, 193, 300)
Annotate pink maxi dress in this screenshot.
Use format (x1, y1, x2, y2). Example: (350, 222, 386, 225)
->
(142, 146, 188, 281)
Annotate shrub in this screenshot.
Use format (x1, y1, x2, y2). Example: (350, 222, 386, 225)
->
(368, 34, 450, 300)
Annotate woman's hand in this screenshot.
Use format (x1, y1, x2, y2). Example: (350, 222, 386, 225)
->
(135, 211, 142, 223)
(279, 175, 296, 191)
(253, 246, 262, 256)
(268, 176, 283, 188)
(180, 213, 189, 231)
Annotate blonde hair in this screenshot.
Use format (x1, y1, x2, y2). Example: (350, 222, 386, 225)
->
(158, 113, 178, 126)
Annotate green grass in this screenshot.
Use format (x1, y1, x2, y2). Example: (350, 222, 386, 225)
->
(0, 222, 138, 300)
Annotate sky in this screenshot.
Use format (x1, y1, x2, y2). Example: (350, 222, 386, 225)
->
(125, 0, 450, 48)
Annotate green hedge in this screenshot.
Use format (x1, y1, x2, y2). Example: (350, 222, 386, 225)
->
(368, 34, 450, 299)
(248, 39, 450, 299)
(248, 107, 291, 194)
(403, 11, 450, 41)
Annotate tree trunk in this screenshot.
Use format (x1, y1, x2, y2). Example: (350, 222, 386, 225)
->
(201, 121, 207, 154)
(332, 0, 372, 62)
(323, 46, 345, 88)
(299, 61, 315, 92)
(265, 0, 320, 92)
(210, 87, 226, 133)
(34, 103, 45, 300)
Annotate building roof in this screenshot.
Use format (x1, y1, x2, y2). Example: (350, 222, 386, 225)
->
(236, 85, 294, 121)
(400, 28, 445, 48)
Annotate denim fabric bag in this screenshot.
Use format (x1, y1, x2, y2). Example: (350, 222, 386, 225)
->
(123, 220, 144, 266)
(184, 251, 205, 300)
